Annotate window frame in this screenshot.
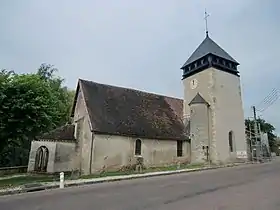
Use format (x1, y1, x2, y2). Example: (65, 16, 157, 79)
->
(177, 140, 183, 157)
(135, 139, 142, 156)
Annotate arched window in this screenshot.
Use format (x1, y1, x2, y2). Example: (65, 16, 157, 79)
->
(34, 146, 49, 172)
(229, 131, 234, 152)
(135, 139, 142, 155)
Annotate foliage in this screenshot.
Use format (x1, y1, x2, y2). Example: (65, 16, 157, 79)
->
(245, 118, 277, 152)
(36, 63, 75, 125)
(0, 64, 74, 167)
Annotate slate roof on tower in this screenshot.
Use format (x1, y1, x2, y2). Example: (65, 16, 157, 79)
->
(181, 34, 239, 69)
(71, 79, 189, 141)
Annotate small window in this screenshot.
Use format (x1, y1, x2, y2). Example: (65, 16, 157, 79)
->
(229, 131, 234, 152)
(135, 139, 142, 155)
(201, 59, 204, 65)
(225, 62, 228, 67)
(177, 141, 183, 157)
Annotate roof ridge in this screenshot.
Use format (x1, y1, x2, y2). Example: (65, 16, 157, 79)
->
(79, 79, 183, 101)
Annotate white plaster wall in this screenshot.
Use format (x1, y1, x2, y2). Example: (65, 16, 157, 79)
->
(54, 142, 77, 172)
(28, 141, 56, 173)
(72, 87, 94, 175)
(79, 117, 92, 175)
(212, 69, 247, 162)
(141, 139, 189, 166)
(28, 140, 78, 173)
(91, 134, 190, 173)
(183, 69, 212, 119)
(91, 135, 132, 173)
(183, 67, 247, 163)
(190, 103, 211, 163)
(73, 88, 88, 122)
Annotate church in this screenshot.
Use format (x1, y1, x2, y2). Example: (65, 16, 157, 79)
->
(27, 32, 248, 175)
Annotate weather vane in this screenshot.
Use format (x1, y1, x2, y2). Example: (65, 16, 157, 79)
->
(204, 9, 210, 36)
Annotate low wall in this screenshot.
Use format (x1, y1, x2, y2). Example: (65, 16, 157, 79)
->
(0, 166, 28, 176)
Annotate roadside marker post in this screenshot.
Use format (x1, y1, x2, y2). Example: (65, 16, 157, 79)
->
(60, 172, 64, 189)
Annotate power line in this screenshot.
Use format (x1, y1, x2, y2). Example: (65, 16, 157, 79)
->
(256, 88, 277, 108)
(259, 93, 278, 109)
(255, 88, 280, 113)
(258, 95, 279, 112)
(256, 89, 277, 109)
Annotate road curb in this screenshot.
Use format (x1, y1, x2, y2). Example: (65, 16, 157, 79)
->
(0, 162, 253, 196)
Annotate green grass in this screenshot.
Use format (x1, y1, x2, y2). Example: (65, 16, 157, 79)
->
(81, 170, 138, 179)
(144, 163, 203, 172)
(0, 175, 58, 189)
(81, 163, 204, 179)
(0, 163, 205, 189)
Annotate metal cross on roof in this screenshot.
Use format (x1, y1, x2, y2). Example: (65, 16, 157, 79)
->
(204, 9, 210, 36)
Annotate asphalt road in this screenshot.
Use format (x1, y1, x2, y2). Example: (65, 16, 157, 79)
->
(1, 160, 280, 210)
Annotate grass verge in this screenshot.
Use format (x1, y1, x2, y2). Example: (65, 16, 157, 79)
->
(0, 163, 205, 189)
(81, 163, 204, 179)
(0, 175, 57, 189)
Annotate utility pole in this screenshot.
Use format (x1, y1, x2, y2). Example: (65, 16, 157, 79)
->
(248, 119, 253, 162)
(252, 106, 261, 162)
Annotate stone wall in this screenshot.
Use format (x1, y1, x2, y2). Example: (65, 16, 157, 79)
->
(190, 103, 211, 163)
(183, 67, 247, 163)
(54, 142, 78, 172)
(27, 140, 77, 173)
(211, 69, 247, 162)
(90, 134, 190, 173)
(28, 141, 56, 173)
(73, 84, 94, 175)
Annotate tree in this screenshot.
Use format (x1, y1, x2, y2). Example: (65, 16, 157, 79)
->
(275, 137, 280, 155)
(0, 64, 75, 166)
(36, 63, 74, 125)
(245, 118, 277, 152)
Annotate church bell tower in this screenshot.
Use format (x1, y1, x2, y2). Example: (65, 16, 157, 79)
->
(181, 31, 247, 164)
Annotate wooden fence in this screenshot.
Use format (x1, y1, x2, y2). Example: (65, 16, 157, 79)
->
(0, 166, 28, 176)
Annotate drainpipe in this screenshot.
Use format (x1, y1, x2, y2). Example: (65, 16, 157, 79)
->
(89, 131, 94, 174)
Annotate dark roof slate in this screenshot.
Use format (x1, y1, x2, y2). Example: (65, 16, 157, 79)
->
(38, 124, 75, 141)
(188, 93, 208, 105)
(181, 35, 239, 69)
(79, 79, 188, 140)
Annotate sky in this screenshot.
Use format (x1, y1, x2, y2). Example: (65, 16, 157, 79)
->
(1, 0, 280, 133)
